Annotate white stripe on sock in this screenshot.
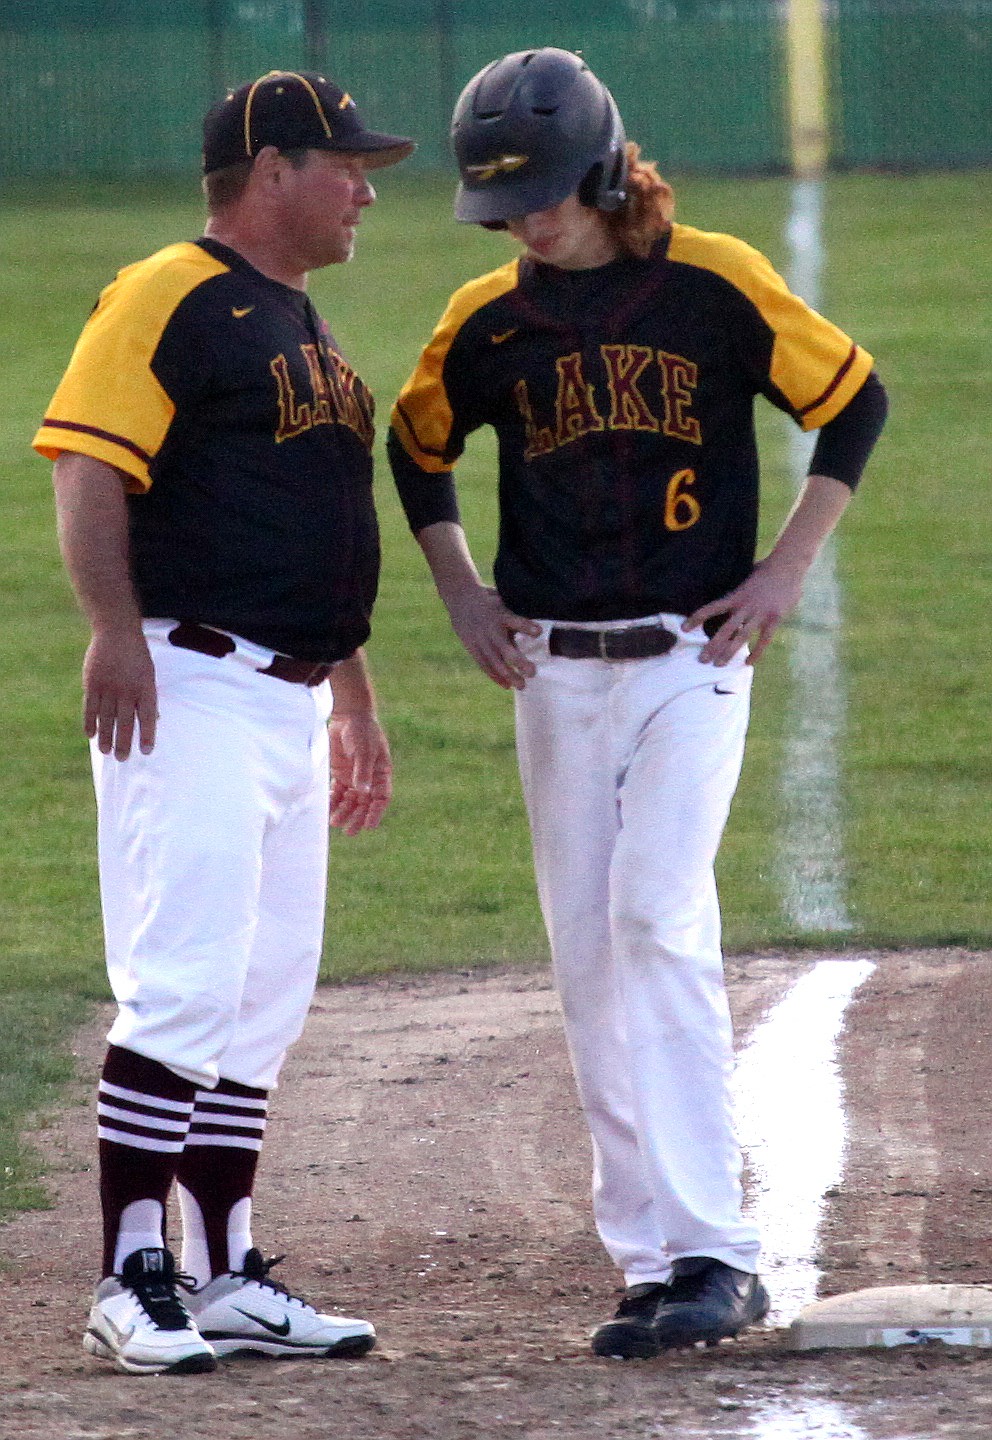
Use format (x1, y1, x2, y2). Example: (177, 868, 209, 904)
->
(97, 1126, 187, 1153)
(99, 1081, 195, 1114)
(97, 1102, 191, 1133)
(181, 1132, 264, 1151)
(193, 1090, 268, 1111)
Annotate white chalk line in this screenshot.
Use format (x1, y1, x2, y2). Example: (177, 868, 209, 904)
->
(683, 1391, 873, 1439)
(775, 178, 852, 933)
(734, 957, 875, 1326)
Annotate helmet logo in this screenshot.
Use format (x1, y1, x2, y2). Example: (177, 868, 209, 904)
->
(464, 153, 528, 181)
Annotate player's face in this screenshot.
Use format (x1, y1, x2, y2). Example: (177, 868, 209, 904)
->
(505, 193, 618, 270)
(279, 150, 376, 268)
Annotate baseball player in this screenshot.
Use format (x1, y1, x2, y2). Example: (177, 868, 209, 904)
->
(33, 70, 413, 1375)
(388, 48, 887, 1357)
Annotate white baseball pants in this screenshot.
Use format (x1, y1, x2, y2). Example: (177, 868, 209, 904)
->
(91, 620, 333, 1091)
(514, 615, 761, 1284)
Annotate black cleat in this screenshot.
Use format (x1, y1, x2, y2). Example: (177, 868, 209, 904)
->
(650, 1257, 770, 1350)
(590, 1282, 670, 1359)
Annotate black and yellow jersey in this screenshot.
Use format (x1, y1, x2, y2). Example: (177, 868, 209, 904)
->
(388, 224, 874, 623)
(34, 237, 379, 662)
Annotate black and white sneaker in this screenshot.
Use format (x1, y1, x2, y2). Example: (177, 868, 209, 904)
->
(187, 1248, 376, 1358)
(650, 1257, 770, 1350)
(83, 1247, 217, 1375)
(590, 1282, 671, 1358)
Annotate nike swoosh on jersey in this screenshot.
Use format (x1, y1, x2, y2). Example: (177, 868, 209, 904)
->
(232, 1306, 291, 1336)
(713, 686, 736, 695)
(491, 328, 517, 344)
(232, 306, 255, 319)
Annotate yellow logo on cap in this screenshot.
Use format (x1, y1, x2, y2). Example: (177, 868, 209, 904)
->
(464, 154, 528, 182)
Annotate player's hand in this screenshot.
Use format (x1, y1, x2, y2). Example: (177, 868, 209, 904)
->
(329, 712, 392, 835)
(683, 556, 807, 667)
(82, 628, 158, 759)
(445, 583, 541, 690)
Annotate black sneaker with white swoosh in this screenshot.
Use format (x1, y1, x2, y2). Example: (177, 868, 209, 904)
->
(651, 1257, 770, 1350)
(590, 1259, 769, 1359)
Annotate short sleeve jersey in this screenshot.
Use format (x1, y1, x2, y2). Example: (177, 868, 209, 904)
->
(388, 224, 873, 622)
(34, 237, 379, 662)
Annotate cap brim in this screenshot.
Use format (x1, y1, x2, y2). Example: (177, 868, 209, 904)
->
(454, 161, 585, 224)
(335, 134, 416, 169)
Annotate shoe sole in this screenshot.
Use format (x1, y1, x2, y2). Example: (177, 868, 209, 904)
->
(84, 1329, 217, 1375)
(207, 1332, 376, 1360)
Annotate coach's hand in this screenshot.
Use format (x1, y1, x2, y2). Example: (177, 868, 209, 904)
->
(329, 712, 392, 835)
(83, 626, 158, 759)
(446, 582, 541, 691)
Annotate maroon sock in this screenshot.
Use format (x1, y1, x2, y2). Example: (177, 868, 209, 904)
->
(97, 1045, 197, 1277)
(175, 1077, 269, 1281)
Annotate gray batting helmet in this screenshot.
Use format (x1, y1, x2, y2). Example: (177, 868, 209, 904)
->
(451, 48, 628, 226)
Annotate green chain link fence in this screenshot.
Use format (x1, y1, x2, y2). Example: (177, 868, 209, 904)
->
(835, 0, 992, 168)
(1, 0, 989, 178)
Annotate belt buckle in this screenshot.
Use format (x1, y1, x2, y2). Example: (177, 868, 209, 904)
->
(598, 630, 611, 661)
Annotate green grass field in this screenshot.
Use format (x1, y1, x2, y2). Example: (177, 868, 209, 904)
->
(1, 172, 989, 1219)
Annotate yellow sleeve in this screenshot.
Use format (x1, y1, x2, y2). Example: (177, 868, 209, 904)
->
(32, 242, 229, 491)
(668, 226, 874, 431)
(390, 259, 520, 474)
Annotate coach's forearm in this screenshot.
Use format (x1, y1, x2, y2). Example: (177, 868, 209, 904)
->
(328, 649, 392, 832)
(52, 452, 157, 756)
(330, 649, 380, 718)
(52, 452, 144, 636)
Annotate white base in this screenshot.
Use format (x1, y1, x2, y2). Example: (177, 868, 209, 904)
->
(789, 1284, 992, 1350)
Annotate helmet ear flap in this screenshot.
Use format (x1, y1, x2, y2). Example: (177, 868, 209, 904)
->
(605, 148, 629, 206)
(578, 148, 628, 213)
(577, 163, 602, 209)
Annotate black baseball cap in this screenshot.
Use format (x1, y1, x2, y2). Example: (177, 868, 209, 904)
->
(203, 69, 416, 174)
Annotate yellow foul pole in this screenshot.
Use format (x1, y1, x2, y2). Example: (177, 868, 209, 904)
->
(786, 0, 829, 178)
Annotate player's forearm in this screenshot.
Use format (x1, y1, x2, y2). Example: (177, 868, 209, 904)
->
(416, 520, 486, 610)
(330, 649, 379, 718)
(763, 474, 853, 578)
(52, 452, 144, 637)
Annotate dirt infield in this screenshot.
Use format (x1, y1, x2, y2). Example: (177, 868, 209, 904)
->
(5, 949, 992, 1439)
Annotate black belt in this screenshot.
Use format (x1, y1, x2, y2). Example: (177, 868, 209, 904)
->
(167, 622, 334, 686)
(548, 623, 678, 661)
(548, 613, 729, 661)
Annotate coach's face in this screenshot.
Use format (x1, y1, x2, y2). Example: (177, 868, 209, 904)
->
(279, 149, 376, 269)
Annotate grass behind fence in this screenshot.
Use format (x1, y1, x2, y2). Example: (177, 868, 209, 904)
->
(1, 172, 988, 1219)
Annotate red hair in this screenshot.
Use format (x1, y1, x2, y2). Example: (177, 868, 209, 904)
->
(606, 143, 675, 259)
